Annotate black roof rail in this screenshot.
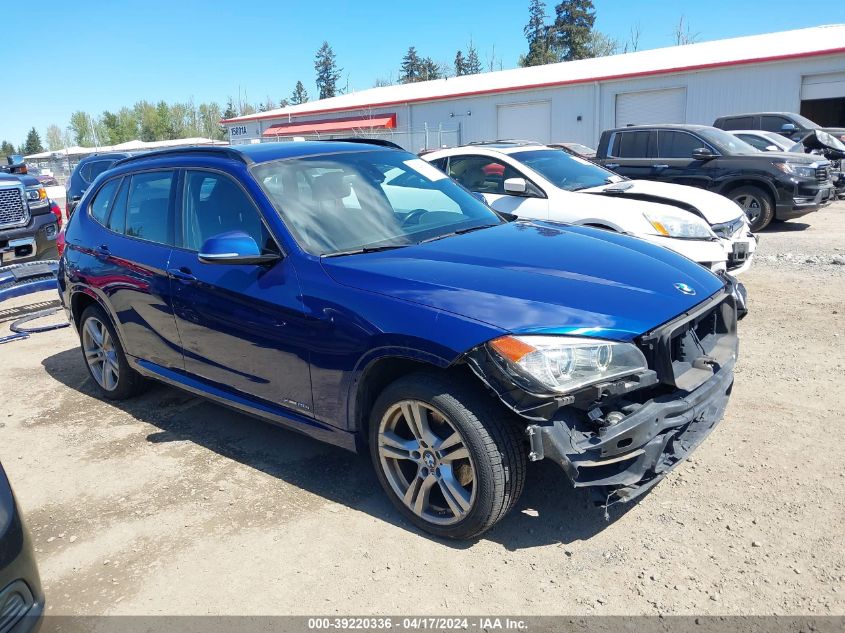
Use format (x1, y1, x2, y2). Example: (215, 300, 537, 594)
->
(113, 146, 251, 167)
(321, 137, 404, 150)
(465, 139, 544, 147)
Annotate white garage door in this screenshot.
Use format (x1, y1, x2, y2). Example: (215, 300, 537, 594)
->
(615, 88, 686, 127)
(497, 101, 551, 144)
(802, 72, 845, 100)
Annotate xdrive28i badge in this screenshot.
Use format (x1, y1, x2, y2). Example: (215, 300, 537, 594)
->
(674, 282, 696, 296)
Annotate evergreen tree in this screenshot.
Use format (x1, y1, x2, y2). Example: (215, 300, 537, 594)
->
(222, 98, 238, 121)
(420, 58, 441, 81)
(465, 39, 482, 74)
(551, 0, 596, 61)
(400, 47, 422, 83)
(314, 41, 341, 99)
(520, 0, 557, 66)
(1, 140, 16, 157)
(290, 81, 309, 105)
(454, 50, 467, 76)
(23, 128, 44, 154)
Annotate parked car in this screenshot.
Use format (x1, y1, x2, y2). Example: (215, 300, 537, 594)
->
(713, 112, 845, 143)
(65, 152, 134, 216)
(790, 130, 845, 200)
(1, 158, 60, 264)
(595, 124, 836, 231)
(0, 462, 44, 633)
(24, 167, 59, 187)
(728, 130, 795, 153)
(548, 142, 597, 159)
(59, 142, 743, 539)
(424, 142, 756, 275)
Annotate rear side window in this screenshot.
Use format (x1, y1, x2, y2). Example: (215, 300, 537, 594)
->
(657, 131, 704, 159)
(81, 159, 116, 184)
(737, 134, 769, 151)
(182, 170, 273, 252)
(88, 178, 122, 226)
(718, 116, 753, 130)
(125, 171, 176, 245)
(107, 177, 130, 234)
(761, 115, 791, 132)
(611, 131, 654, 158)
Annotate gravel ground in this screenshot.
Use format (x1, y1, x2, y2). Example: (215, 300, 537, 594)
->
(0, 203, 843, 617)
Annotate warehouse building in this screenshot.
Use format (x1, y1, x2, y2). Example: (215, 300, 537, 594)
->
(222, 25, 845, 151)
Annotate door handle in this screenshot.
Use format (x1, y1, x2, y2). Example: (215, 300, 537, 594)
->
(605, 163, 620, 169)
(653, 164, 669, 169)
(167, 267, 196, 282)
(96, 244, 110, 257)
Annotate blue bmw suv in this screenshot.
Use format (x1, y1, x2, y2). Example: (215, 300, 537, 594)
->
(59, 141, 741, 539)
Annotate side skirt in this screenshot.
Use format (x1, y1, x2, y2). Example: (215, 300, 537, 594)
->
(129, 357, 358, 452)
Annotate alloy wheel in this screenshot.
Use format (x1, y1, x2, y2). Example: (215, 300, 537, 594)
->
(82, 317, 119, 391)
(377, 400, 477, 526)
(735, 194, 762, 224)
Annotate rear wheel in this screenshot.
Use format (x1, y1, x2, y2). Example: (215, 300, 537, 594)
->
(79, 305, 146, 400)
(730, 185, 774, 231)
(369, 372, 526, 539)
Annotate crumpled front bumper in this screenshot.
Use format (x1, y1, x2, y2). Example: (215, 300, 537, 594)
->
(526, 357, 734, 506)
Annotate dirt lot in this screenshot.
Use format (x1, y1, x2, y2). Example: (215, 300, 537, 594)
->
(1, 203, 844, 617)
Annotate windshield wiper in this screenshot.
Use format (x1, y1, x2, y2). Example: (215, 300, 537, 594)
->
(322, 244, 409, 258)
(418, 223, 499, 244)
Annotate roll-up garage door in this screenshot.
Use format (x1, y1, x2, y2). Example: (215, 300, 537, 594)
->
(802, 72, 845, 100)
(497, 101, 551, 144)
(615, 88, 686, 127)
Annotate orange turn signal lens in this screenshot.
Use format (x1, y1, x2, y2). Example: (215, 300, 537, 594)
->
(489, 336, 536, 363)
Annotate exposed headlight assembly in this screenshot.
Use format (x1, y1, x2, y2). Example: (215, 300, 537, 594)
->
(643, 209, 715, 240)
(773, 162, 816, 179)
(487, 335, 648, 395)
(25, 186, 48, 209)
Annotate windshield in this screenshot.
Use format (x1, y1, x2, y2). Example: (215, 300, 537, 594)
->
(699, 128, 760, 155)
(510, 149, 623, 191)
(252, 150, 503, 256)
(788, 113, 820, 130)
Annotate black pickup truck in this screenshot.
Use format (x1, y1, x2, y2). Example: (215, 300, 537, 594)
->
(595, 124, 836, 231)
(0, 156, 59, 264)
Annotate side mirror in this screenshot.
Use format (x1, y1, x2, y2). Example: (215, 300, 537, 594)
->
(781, 123, 798, 134)
(198, 231, 280, 265)
(692, 147, 716, 161)
(503, 177, 528, 195)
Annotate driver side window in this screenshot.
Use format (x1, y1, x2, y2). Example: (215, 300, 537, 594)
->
(182, 171, 274, 253)
(448, 156, 521, 194)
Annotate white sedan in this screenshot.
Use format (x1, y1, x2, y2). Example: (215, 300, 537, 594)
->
(423, 142, 756, 275)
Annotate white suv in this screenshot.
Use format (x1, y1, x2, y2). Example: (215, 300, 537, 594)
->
(423, 142, 756, 275)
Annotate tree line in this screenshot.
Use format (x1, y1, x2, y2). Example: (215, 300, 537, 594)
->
(3, 2, 696, 155)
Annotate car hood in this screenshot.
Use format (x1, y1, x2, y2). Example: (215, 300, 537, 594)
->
(321, 221, 725, 342)
(580, 180, 744, 224)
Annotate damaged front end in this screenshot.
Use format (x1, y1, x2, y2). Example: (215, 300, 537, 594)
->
(465, 280, 741, 508)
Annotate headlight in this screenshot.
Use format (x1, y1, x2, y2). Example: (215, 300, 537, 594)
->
(25, 186, 48, 208)
(643, 209, 715, 240)
(487, 335, 648, 395)
(773, 162, 816, 179)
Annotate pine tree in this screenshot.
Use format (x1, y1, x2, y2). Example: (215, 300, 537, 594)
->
(314, 42, 341, 99)
(465, 39, 482, 74)
(551, 0, 596, 61)
(454, 50, 467, 76)
(222, 98, 237, 120)
(400, 47, 422, 83)
(290, 81, 309, 105)
(1, 140, 16, 157)
(520, 0, 557, 66)
(23, 128, 44, 155)
(420, 58, 441, 81)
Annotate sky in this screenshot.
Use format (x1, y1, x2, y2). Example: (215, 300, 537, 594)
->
(2, 0, 844, 147)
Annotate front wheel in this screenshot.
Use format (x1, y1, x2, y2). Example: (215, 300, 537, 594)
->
(369, 372, 526, 539)
(730, 185, 774, 231)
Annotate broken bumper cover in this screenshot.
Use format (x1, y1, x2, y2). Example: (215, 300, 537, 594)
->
(527, 356, 734, 506)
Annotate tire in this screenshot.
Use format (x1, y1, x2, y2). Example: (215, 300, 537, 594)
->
(369, 371, 526, 539)
(79, 304, 147, 400)
(730, 185, 774, 231)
